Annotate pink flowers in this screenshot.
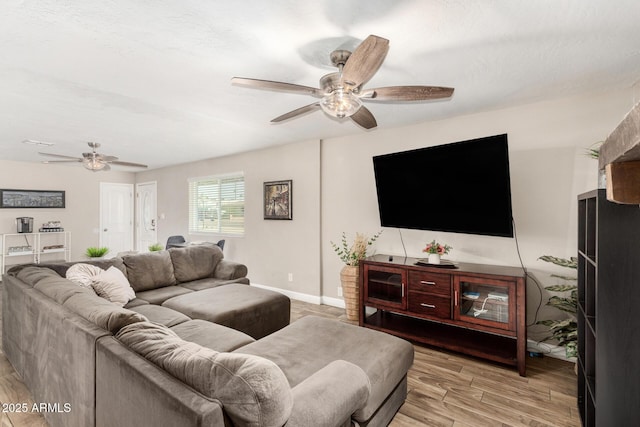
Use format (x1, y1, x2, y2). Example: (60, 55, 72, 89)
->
(422, 240, 452, 255)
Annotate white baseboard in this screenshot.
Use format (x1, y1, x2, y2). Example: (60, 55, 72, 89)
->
(250, 283, 346, 309)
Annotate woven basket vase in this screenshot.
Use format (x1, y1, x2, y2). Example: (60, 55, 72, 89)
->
(340, 265, 360, 321)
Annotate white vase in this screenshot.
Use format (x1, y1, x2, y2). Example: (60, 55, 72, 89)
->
(428, 253, 441, 264)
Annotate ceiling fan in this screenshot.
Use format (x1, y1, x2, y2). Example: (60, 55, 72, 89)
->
(231, 35, 454, 130)
(39, 142, 148, 171)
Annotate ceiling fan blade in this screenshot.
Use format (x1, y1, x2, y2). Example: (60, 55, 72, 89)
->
(271, 103, 321, 123)
(42, 160, 82, 164)
(232, 77, 324, 97)
(350, 106, 377, 129)
(365, 86, 455, 101)
(110, 160, 148, 168)
(101, 155, 118, 162)
(341, 35, 389, 89)
(38, 152, 82, 160)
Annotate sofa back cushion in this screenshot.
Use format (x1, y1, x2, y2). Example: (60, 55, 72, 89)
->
(169, 245, 223, 283)
(15, 266, 145, 334)
(18, 267, 95, 304)
(116, 321, 292, 427)
(122, 251, 177, 292)
(64, 293, 147, 334)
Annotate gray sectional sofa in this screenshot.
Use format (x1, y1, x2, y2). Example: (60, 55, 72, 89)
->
(2, 245, 414, 427)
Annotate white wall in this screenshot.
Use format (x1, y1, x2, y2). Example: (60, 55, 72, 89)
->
(135, 139, 322, 298)
(0, 160, 135, 261)
(2, 88, 636, 325)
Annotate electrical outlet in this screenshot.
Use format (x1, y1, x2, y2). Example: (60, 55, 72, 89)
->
(337, 287, 343, 297)
(288, 273, 293, 282)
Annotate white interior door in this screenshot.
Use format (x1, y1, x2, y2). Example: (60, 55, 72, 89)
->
(100, 183, 134, 257)
(136, 181, 157, 252)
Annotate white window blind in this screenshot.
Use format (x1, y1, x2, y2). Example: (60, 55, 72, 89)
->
(188, 173, 245, 235)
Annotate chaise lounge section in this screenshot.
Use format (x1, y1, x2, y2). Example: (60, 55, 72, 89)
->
(2, 245, 414, 427)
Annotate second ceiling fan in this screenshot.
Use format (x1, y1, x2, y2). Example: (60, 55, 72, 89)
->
(231, 35, 454, 129)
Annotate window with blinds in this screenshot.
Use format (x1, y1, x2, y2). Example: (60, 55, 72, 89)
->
(188, 173, 245, 235)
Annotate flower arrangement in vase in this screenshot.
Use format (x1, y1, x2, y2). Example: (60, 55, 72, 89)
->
(422, 240, 452, 264)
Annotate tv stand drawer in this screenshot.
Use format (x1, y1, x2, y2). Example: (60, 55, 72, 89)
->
(409, 271, 451, 296)
(408, 292, 451, 319)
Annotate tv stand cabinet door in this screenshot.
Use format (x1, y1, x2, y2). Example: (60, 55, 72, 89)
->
(362, 264, 407, 311)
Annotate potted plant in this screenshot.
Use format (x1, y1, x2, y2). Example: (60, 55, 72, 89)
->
(85, 246, 109, 259)
(422, 239, 452, 264)
(536, 255, 578, 358)
(148, 243, 164, 252)
(331, 231, 381, 321)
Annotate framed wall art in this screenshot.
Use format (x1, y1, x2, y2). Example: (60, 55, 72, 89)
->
(0, 189, 66, 208)
(263, 180, 292, 220)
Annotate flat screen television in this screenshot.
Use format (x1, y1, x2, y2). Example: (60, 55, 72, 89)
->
(372, 134, 514, 237)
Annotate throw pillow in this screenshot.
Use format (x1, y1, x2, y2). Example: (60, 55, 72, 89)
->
(91, 266, 136, 307)
(66, 263, 104, 291)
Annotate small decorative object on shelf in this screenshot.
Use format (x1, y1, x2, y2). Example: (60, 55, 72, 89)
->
(422, 239, 452, 264)
(331, 230, 382, 321)
(39, 220, 64, 232)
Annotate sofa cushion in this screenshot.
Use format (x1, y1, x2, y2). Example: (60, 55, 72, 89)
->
(134, 286, 192, 305)
(169, 245, 223, 283)
(66, 263, 104, 290)
(170, 320, 255, 352)
(91, 266, 136, 307)
(116, 321, 293, 427)
(130, 305, 190, 328)
(8, 258, 128, 279)
(16, 266, 67, 288)
(124, 298, 150, 309)
(18, 267, 95, 305)
(235, 315, 414, 423)
(63, 293, 147, 334)
(178, 277, 246, 292)
(122, 251, 177, 292)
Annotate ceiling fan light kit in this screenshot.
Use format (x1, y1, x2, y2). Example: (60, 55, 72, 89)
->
(231, 34, 454, 129)
(82, 157, 108, 171)
(39, 142, 147, 172)
(320, 88, 362, 118)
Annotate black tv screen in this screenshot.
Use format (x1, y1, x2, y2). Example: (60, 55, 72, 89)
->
(373, 134, 514, 237)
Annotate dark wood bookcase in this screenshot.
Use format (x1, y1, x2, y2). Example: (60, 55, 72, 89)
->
(577, 189, 640, 426)
(359, 255, 527, 375)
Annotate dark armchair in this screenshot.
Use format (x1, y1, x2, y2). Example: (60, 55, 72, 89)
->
(166, 235, 186, 249)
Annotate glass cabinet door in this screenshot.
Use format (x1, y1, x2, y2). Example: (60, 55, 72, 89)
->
(455, 276, 515, 331)
(363, 265, 407, 310)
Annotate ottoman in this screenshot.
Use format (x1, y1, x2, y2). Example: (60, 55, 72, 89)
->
(235, 315, 415, 427)
(162, 284, 290, 339)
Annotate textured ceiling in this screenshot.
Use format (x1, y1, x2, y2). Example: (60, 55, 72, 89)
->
(2, 0, 640, 170)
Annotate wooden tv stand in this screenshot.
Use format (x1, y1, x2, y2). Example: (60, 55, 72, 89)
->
(359, 255, 527, 376)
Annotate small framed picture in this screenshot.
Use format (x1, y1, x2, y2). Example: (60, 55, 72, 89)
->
(264, 180, 292, 220)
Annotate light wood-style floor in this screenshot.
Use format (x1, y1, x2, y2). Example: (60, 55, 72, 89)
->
(0, 295, 579, 427)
